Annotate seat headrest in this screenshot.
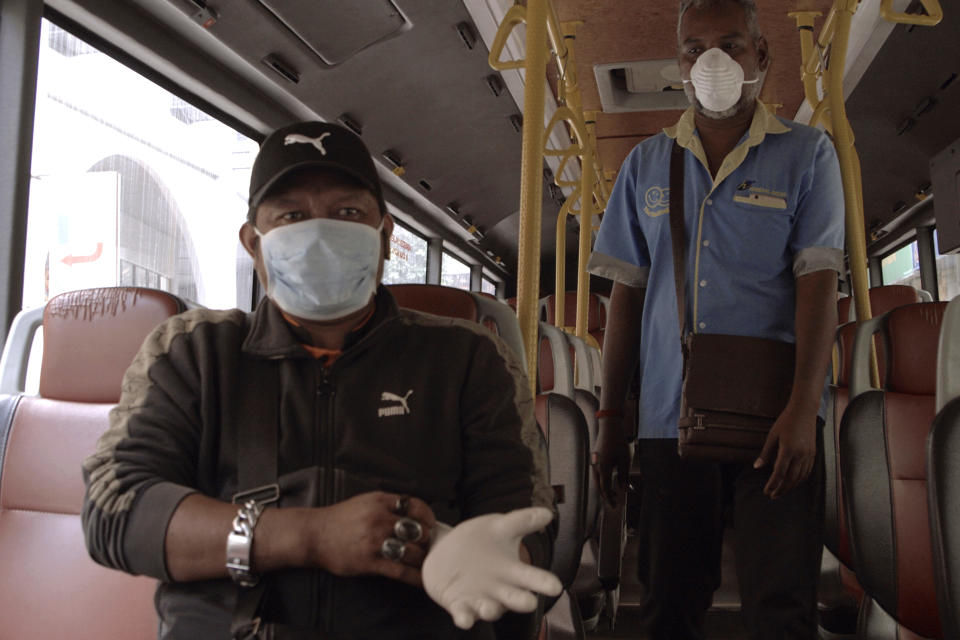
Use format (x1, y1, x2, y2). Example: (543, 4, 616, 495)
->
(388, 284, 479, 321)
(544, 292, 603, 331)
(885, 303, 946, 395)
(39, 288, 186, 403)
(839, 285, 923, 323)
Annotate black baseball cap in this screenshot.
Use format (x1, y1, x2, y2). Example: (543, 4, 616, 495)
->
(248, 121, 386, 220)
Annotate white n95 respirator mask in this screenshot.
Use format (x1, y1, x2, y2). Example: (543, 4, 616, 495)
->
(256, 218, 383, 321)
(683, 47, 759, 113)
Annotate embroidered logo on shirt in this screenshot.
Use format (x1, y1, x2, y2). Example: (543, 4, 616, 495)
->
(737, 180, 755, 191)
(284, 132, 331, 155)
(378, 390, 413, 417)
(643, 186, 670, 217)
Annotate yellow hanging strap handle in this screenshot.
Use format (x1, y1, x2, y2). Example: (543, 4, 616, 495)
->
(880, 0, 942, 26)
(488, 5, 528, 71)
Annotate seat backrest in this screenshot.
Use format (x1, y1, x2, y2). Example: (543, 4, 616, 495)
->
(542, 292, 604, 332)
(840, 302, 946, 638)
(928, 295, 960, 640)
(388, 284, 527, 372)
(0, 287, 185, 638)
(535, 392, 589, 593)
(838, 285, 923, 323)
(928, 398, 960, 640)
(824, 321, 868, 568)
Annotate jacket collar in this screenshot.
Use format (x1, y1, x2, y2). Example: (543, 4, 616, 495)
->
(242, 285, 399, 359)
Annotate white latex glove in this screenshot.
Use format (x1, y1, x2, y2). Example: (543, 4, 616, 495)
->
(422, 506, 563, 629)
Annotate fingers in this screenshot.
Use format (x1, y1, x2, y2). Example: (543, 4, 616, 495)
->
(402, 496, 437, 532)
(493, 584, 539, 613)
(493, 506, 555, 539)
(754, 430, 778, 470)
(374, 557, 423, 587)
(449, 602, 477, 630)
(763, 445, 791, 497)
(504, 562, 563, 597)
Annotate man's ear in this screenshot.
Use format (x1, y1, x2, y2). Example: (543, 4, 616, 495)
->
(756, 35, 770, 73)
(239, 222, 259, 258)
(381, 213, 394, 261)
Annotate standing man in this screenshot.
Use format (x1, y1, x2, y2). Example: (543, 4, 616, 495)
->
(588, 1, 843, 638)
(82, 121, 559, 638)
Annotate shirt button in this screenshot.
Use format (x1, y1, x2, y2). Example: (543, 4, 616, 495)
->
(699, 279, 707, 287)
(699, 321, 707, 330)
(703, 240, 710, 247)
(706, 199, 713, 206)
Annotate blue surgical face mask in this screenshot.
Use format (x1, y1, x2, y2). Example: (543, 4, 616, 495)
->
(256, 217, 383, 321)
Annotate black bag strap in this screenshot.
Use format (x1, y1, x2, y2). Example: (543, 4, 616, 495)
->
(231, 314, 281, 640)
(668, 140, 687, 339)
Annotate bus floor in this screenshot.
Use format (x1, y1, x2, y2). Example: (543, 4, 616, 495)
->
(586, 524, 748, 639)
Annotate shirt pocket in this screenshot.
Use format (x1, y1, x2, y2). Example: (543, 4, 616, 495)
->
(726, 194, 795, 276)
(732, 192, 788, 210)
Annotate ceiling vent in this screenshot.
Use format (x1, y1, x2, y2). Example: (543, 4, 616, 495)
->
(257, 0, 411, 66)
(594, 59, 691, 113)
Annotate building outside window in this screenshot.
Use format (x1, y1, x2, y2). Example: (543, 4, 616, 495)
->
(382, 222, 428, 285)
(440, 252, 471, 291)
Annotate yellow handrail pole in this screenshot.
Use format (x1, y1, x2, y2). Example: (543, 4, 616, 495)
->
(828, 0, 878, 386)
(516, 0, 550, 397)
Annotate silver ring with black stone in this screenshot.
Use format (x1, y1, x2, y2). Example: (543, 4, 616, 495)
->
(393, 517, 423, 542)
(380, 537, 406, 562)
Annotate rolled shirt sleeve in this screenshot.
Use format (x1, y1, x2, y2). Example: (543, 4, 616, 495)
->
(790, 133, 845, 278)
(588, 147, 652, 287)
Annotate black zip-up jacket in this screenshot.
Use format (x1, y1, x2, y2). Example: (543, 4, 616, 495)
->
(82, 288, 554, 638)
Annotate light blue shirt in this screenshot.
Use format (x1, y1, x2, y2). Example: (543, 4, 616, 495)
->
(588, 102, 845, 439)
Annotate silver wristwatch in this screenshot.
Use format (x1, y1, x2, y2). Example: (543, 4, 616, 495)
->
(226, 499, 265, 587)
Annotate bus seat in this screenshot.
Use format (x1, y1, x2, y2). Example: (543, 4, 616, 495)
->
(840, 302, 947, 639)
(533, 322, 590, 639)
(837, 284, 923, 323)
(819, 321, 866, 638)
(0, 287, 186, 639)
(535, 389, 589, 640)
(542, 292, 606, 352)
(927, 295, 960, 640)
(388, 284, 526, 372)
(928, 401, 960, 640)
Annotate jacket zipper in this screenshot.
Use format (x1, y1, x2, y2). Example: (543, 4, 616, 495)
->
(316, 363, 336, 631)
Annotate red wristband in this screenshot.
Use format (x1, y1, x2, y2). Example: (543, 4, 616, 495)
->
(595, 409, 623, 419)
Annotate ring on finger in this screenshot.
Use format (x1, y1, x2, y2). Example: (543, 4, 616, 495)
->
(393, 517, 423, 542)
(380, 537, 406, 562)
(393, 495, 410, 516)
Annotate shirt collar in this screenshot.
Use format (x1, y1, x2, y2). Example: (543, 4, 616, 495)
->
(663, 100, 791, 186)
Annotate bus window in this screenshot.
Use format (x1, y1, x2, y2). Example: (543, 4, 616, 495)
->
(481, 276, 496, 297)
(440, 251, 471, 291)
(934, 232, 960, 300)
(382, 221, 428, 285)
(880, 240, 922, 290)
(23, 19, 258, 312)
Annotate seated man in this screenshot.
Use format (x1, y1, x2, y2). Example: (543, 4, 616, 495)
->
(82, 121, 558, 639)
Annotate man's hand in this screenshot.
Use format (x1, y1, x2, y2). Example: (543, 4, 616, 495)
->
(754, 404, 817, 499)
(305, 491, 436, 587)
(592, 417, 632, 508)
(422, 507, 562, 629)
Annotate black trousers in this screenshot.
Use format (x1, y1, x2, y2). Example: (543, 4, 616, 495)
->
(635, 428, 824, 640)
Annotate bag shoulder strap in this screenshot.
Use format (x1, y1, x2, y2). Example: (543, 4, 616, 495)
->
(669, 140, 687, 338)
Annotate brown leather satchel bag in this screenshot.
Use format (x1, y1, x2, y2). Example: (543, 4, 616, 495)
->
(668, 141, 795, 462)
